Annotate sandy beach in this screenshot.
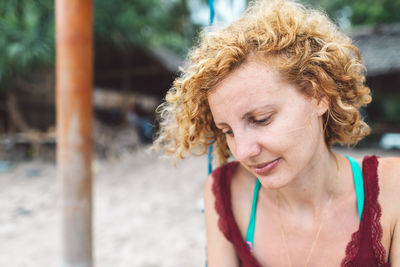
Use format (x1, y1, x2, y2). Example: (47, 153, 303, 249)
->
(0, 146, 398, 267)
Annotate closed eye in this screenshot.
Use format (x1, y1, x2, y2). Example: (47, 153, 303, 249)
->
(223, 129, 234, 136)
(253, 118, 268, 123)
(250, 116, 271, 125)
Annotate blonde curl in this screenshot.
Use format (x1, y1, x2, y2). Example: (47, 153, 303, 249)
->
(153, 0, 372, 165)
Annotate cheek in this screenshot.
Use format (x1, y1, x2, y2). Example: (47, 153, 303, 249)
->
(267, 103, 319, 139)
(278, 117, 323, 161)
(259, 113, 319, 155)
(265, 115, 311, 140)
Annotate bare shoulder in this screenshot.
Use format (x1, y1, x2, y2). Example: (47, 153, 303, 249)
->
(231, 163, 256, 193)
(231, 163, 258, 237)
(377, 156, 400, 194)
(203, 170, 240, 267)
(377, 156, 400, 173)
(376, 157, 400, 218)
(377, 157, 400, 264)
(231, 163, 258, 207)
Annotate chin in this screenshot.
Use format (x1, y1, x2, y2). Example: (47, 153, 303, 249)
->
(258, 175, 293, 190)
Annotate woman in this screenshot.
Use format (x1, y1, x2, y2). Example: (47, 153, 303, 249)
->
(154, 0, 400, 266)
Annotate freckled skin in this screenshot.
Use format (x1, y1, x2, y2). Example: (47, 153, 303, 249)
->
(205, 58, 400, 267)
(205, 58, 361, 267)
(207, 59, 329, 190)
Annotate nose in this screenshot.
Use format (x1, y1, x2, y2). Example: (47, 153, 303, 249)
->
(231, 132, 261, 162)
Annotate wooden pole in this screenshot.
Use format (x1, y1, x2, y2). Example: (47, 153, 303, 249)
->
(55, 0, 93, 266)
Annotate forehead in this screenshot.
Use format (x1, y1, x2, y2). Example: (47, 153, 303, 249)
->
(207, 60, 306, 118)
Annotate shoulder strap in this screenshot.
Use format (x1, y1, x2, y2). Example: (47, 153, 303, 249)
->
(211, 161, 239, 241)
(345, 155, 364, 221)
(211, 162, 262, 266)
(245, 179, 261, 249)
(207, 144, 213, 175)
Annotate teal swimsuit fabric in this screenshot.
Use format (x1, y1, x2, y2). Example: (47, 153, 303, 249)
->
(245, 178, 261, 249)
(245, 155, 365, 250)
(345, 155, 365, 221)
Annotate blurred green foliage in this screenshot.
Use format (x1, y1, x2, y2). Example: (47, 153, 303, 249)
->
(95, 0, 193, 54)
(373, 92, 400, 122)
(0, 0, 193, 94)
(1, 0, 400, 96)
(301, 0, 400, 26)
(0, 0, 53, 93)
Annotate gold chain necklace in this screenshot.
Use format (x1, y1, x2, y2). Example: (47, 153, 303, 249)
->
(275, 156, 339, 267)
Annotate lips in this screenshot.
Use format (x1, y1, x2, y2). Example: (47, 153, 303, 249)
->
(252, 158, 280, 176)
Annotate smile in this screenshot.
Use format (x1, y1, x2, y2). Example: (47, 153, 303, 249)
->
(252, 158, 280, 176)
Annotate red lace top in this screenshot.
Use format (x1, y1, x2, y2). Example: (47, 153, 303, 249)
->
(211, 156, 389, 266)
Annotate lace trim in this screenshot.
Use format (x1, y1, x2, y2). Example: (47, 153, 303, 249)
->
(212, 157, 388, 267)
(341, 156, 388, 267)
(367, 156, 388, 266)
(341, 228, 362, 266)
(211, 162, 237, 242)
(212, 161, 261, 267)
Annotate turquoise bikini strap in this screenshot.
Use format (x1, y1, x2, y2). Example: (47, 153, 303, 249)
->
(246, 179, 261, 246)
(244, 156, 364, 252)
(345, 155, 364, 221)
(207, 145, 213, 175)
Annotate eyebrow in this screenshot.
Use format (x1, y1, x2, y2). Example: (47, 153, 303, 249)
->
(214, 104, 274, 127)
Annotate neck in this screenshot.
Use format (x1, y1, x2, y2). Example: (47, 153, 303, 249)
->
(264, 147, 342, 218)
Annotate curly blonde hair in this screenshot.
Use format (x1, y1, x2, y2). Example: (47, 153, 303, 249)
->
(153, 0, 371, 165)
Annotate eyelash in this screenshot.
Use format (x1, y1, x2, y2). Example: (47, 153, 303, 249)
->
(250, 117, 270, 125)
(222, 116, 271, 136)
(223, 129, 234, 136)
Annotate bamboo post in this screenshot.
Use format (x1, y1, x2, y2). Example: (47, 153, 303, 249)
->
(55, 0, 93, 266)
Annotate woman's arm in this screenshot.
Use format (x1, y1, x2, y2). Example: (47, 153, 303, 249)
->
(379, 157, 400, 265)
(204, 174, 240, 267)
(390, 221, 400, 266)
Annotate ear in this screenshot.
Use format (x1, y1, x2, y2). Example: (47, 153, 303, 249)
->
(315, 96, 329, 117)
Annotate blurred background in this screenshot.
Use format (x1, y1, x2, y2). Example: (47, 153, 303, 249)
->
(0, 0, 399, 266)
